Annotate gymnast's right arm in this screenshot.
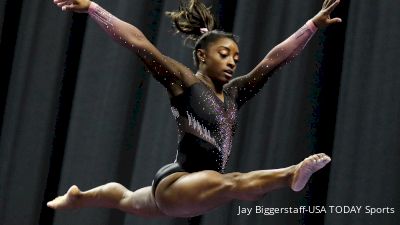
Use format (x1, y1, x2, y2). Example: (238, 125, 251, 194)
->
(53, 0, 196, 93)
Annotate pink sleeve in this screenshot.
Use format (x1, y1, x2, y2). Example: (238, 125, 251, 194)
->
(86, 2, 195, 87)
(273, 19, 318, 64)
(226, 20, 318, 108)
(87, 2, 145, 49)
(306, 20, 318, 33)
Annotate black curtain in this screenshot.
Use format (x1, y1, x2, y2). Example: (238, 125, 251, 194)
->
(1, 0, 399, 225)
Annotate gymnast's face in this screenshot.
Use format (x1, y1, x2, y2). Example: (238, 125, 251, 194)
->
(199, 37, 239, 84)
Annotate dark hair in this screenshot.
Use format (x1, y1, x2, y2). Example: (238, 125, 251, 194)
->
(166, 0, 239, 67)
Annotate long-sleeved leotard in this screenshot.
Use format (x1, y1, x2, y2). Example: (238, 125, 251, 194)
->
(88, 2, 317, 194)
(225, 20, 317, 109)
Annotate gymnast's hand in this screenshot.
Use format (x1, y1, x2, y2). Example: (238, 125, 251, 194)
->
(53, 0, 91, 13)
(312, 0, 342, 28)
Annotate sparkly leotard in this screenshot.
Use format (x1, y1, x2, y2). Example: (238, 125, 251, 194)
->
(152, 81, 240, 195)
(87, 2, 318, 195)
(171, 81, 238, 172)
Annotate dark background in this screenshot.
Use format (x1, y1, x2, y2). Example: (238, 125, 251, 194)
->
(1, 0, 399, 224)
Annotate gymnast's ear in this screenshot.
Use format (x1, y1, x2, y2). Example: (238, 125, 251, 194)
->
(196, 49, 207, 62)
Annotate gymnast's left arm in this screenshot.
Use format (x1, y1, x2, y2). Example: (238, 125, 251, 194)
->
(226, 0, 342, 108)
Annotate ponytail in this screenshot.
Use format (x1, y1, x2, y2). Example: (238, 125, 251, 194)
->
(166, 0, 216, 43)
(166, 0, 239, 67)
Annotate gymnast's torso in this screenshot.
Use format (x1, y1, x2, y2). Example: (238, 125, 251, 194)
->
(170, 81, 239, 173)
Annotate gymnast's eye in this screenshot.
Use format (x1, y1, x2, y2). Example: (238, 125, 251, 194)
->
(219, 53, 228, 58)
(219, 50, 229, 57)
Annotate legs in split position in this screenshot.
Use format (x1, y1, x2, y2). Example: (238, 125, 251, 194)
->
(47, 153, 331, 218)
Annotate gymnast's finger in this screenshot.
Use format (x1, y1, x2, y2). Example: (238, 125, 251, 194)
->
(325, 0, 340, 14)
(329, 17, 342, 24)
(54, 0, 68, 4)
(322, 0, 333, 9)
(61, 5, 75, 11)
(57, 1, 72, 8)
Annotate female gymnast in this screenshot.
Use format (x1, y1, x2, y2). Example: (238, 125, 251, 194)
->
(48, 0, 342, 218)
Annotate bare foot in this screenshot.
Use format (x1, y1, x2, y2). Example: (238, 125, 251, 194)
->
(47, 185, 82, 210)
(291, 153, 331, 192)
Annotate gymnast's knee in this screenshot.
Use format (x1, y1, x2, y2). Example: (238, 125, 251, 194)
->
(101, 182, 128, 197)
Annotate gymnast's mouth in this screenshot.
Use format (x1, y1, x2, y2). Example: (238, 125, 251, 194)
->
(223, 69, 234, 77)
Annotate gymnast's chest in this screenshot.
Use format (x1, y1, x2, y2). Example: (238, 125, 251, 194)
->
(170, 83, 238, 130)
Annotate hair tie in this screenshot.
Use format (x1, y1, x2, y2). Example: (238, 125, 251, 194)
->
(200, 27, 209, 34)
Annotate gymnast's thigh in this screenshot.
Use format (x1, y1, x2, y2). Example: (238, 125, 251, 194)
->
(154, 170, 234, 217)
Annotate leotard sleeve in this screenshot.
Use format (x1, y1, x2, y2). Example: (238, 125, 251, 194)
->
(225, 20, 318, 109)
(88, 2, 194, 87)
(88, 2, 147, 51)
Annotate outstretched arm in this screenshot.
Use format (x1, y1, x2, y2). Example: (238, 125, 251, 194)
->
(53, 0, 196, 94)
(226, 0, 342, 108)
